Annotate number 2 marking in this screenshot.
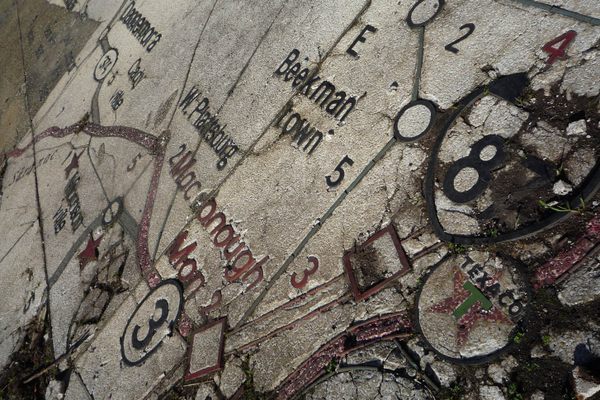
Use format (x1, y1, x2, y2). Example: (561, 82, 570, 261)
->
(542, 30, 577, 65)
(132, 299, 169, 349)
(291, 256, 319, 289)
(199, 290, 222, 317)
(445, 23, 475, 54)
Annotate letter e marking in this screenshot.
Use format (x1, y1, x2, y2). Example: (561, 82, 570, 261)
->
(347, 25, 377, 58)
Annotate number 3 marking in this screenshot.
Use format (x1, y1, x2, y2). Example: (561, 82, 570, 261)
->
(291, 256, 319, 289)
(120, 280, 182, 366)
(132, 299, 169, 349)
(445, 23, 475, 54)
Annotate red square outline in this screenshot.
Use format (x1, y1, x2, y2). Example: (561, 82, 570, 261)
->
(343, 224, 411, 302)
(184, 317, 227, 381)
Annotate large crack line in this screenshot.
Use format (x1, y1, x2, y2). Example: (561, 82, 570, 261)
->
(216, 0, 291, 115)
(412, 26, 425, 101)
(195, 0, 374, 214)
(86, 136, 111, 204)
(14, 0, 55, 348)
(152, 0, 293, 259)
(152, 0, 292, 259)
(0, 221, 35, 266)
(163, 0, 220, 130)
(150, 0, 220, 260)
(236, 137, 397, 327)
(507, 0, 600, 25)
(237, 9, 429, 325)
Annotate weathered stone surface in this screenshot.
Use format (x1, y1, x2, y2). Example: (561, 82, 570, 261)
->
(557, 253, 600, 306)
(0, 0, 599, 398)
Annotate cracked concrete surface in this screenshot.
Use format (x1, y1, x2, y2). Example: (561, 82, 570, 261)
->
(0, 0, 599, 399)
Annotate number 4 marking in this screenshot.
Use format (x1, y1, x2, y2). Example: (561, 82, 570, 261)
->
(542, 30, 577, 65)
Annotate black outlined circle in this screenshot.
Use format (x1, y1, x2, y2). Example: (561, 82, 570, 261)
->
(424, 73, 600, 245)
(393, 100, 437, 142)
(94, 48, 118, 82)
(120, 279, 183, 366)
(414, 254, 531, 365)
(102, 197, 123, 226)
(442, 135, 505, 203)
(406, 0, 445, 28)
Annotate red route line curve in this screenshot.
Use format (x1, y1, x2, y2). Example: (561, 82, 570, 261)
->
(230, 312, 412, 400)
(7, 123, 160, 159)
(138, 150, 165, 287)
(226, 293, 352, 355)
(227, 273, 346, 336)
(6, 122, 164, 288)
(533, 212, 600, 289)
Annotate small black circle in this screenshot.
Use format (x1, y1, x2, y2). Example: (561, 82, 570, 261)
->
(406, 0, 445, 28)
(102, 197, 123, 226)
(393, 99, 437, 142)
(120, 279, 183, 366)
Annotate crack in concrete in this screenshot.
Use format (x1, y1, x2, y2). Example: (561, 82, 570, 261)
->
(0, 221, 36, 266)
(14, 0, 55, 354)
(506, 0, 600, 26)
(151, 0, 220, 261)
(85, 137, 111, 204)
(412, 26, 426, 101)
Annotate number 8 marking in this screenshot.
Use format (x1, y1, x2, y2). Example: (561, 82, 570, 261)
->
(443, 135, 505, 204)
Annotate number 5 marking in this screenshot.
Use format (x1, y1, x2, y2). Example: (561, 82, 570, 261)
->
(127, 152, 143, 172)
(445, 23, 475, 54)
(326, 156, 354, 188)
(291, 256, 319, 289)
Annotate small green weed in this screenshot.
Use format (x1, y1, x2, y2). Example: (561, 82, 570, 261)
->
(513, 331, 525, 344)
(447, 243, 467, 254)
(524, 362, 539, 372)
(507, 383, 524, 400)
(542, 334, 552, 346)
(538, 197, 585, 214)
(324, 358, 338, 374)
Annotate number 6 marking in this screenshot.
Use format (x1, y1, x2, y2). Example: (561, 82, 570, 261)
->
(291, 256, 319, 289)
(326, 156, 354, 188)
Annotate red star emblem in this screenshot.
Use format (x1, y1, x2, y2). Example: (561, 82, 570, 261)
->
(78, 233, 103, 270)
(64, 151, 83, 178)
(428, 268, 512, 346)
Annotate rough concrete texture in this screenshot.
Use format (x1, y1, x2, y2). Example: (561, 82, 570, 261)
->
(0, 0, 599, 399)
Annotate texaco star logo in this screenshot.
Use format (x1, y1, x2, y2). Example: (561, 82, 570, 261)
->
(417, 253, 529, 363)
